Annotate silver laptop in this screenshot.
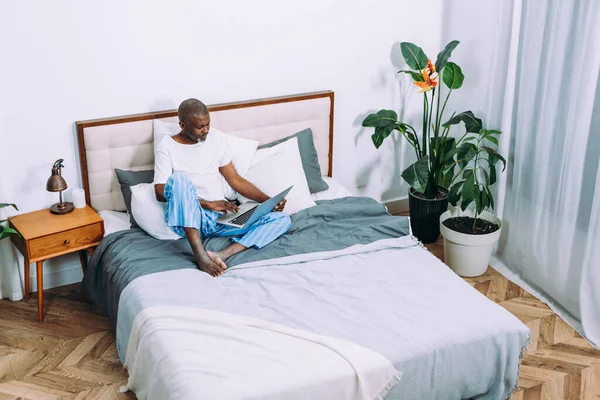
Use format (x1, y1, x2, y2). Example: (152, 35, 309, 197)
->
(216, 186, 293, 228)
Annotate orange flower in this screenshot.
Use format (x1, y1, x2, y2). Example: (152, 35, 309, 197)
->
(413, 58, 438, 93)
(427, 58, 435, 74)
(414, 80, 432, 93)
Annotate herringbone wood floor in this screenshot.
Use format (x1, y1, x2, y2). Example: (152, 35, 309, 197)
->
(0, 285, 134, 400)
(0, 237, 598, 399)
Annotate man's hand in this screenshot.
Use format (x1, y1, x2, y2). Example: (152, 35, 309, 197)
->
(203, 200, 239, 213)
(273, 199, 286, 212)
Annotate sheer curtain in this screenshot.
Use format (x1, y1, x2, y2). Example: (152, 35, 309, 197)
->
(0, 174, 23, 301)
(489, 0, 600, 347)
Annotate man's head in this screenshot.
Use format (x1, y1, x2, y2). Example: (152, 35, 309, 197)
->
(178, 98, 210, 142)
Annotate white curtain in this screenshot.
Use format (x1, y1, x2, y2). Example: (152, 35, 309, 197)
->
(486, 0, 600, 347)
(0, 174, 24, 301)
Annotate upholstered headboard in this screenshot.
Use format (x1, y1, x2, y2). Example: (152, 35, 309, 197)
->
(75, 91, 334, 212)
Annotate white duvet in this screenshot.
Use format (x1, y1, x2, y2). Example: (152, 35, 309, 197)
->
(118, 237, 530, 400)
(124, 307, 401, 400)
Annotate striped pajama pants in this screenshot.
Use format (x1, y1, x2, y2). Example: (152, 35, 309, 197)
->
(163, 174, 291, 249)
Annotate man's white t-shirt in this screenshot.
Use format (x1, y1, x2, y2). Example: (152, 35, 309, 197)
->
(154, 133, 232, 201)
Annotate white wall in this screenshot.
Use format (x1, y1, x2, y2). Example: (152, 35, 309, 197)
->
(0, 0, 442, 289)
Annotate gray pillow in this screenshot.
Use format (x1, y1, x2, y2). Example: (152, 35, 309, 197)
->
(115, 168, 154, 228)
(258, 128, 329, 193)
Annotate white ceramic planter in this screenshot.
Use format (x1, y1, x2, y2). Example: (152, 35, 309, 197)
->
(439, 208, 502, 277)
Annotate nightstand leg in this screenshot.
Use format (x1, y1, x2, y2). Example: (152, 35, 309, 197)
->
(24, 257, 30, 301)
(36, 261, 44, 322)
(78, 251, 86, 273)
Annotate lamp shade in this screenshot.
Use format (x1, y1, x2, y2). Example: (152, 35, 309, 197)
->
(46, 174, 67, 192)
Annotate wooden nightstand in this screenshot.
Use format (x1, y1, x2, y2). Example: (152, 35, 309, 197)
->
(9, 205, 104, 321)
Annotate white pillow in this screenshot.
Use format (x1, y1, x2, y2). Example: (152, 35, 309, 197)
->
(98, 210, 131, 236)
(310, 177, 354, 201)
(152, 120, 259, 176)
(239, 137, 316, 214)
(153, 119, 181, 154)
(130, 183, 182, 240)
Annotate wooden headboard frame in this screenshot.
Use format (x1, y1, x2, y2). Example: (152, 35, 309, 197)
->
(75, 90, 334, 207)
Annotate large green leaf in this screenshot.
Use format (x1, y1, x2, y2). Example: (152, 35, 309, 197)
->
(400, 42, 428, 71)
(484, 129, 502, 136)
(443, 147, 461, 165)
(460, 174, 477, 211)
(448, 180, 465, 206)
(363, 110, 399, 149)
(477, 187, 491, 215)
(456, 143, 478, 168)
(441, 136, 456, 155)
(481, 169, 490, 185)
(487, 186, 495, 210)
(482, 146, 507, 171)
(486, 136, 499, 146)
(474, 187, 482, 214)
(488, 151, 498, 185)
(372, 127, 399, 148)
(0, 226, 20, 241)
(442, 111, 483, 133)
(0, 203, 18, 211)
(438, 170, 454, 189)
(401, 157, 430, 194)
(442, 62, 464, 90)
(362, 110, 398, 127)
(479, 189, 488, 212)
(435, 40, 460, 72)
(398, 70, 424, 82)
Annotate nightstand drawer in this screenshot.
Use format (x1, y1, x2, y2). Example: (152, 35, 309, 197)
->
(29, 223, 103, 260)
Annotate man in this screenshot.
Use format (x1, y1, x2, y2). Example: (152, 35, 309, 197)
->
(154, 98, 291, 277)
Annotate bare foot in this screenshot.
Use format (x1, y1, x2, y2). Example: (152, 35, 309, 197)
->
(207, 251, 228, 273)
(197, 255, 225, 277)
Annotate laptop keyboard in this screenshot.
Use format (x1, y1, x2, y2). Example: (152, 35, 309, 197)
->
(229, 205, 259, 226)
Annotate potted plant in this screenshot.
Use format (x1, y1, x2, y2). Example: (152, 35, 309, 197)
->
(439, 127, 506, 277)
(362, 40, 484, 243)
(0, 203, 20, 241)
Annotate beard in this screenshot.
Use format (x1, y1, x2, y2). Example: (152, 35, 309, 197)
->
(182, 130, 207, 143)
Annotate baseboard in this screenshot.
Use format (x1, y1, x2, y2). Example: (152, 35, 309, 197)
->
(384, 196, 409, 215)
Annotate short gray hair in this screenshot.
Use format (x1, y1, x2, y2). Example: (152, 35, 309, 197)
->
(178, 98, 209, 123)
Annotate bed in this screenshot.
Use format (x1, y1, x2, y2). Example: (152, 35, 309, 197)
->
(77, 91, 530, 400)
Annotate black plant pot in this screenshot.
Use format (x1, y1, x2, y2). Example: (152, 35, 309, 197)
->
(408, 187, 449, 244)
